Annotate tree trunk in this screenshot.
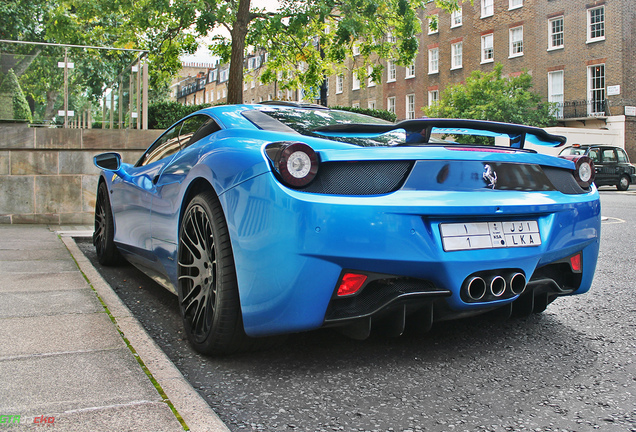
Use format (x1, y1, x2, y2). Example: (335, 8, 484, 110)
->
(227, 0, 251, 104)
(44, 90, 59, 123)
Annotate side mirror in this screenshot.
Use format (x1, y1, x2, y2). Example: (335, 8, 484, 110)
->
(94, 152, 122, 171)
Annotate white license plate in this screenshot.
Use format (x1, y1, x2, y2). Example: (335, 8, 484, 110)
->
(440, 221, 541, 252)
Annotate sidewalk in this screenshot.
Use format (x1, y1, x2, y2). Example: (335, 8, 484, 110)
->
(0, 224, 229, 432)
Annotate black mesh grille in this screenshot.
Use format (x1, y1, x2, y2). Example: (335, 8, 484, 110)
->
(300, 161, 413, 195)
(324, 278, 449, 322)
(542, 166, 588, 195)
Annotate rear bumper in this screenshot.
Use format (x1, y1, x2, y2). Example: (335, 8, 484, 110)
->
(221, 174, 601, 337)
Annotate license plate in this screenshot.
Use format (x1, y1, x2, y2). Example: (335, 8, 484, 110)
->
(440, 221, 541, 252)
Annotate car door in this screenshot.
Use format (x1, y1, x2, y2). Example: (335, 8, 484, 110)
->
(149, 115, 222, 277)
(110, 121, 184, 253)
(587, 147, 608, 186)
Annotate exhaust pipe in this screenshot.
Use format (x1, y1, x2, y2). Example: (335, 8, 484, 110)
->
(509, 272, 527, 296)
(489, 275, 506, 297)
(465, 276, 487, 301)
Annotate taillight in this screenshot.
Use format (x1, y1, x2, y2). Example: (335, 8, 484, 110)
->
(336, 273, 368, 297)
(266, 142, 319, 188)
(559, 155, 595, 189)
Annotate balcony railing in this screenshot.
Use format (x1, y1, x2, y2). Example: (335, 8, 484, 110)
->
(177, 79, 207, 99)
(553, 99, 610, 120)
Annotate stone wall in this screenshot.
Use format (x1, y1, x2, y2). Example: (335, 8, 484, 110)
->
(0, 124, 163, 224)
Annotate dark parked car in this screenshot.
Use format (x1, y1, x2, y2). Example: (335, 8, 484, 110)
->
(559, 144, 636, 191)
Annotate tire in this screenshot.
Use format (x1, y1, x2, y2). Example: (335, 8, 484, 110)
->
(177, 191, 251, 355)
(94, 182, 122, 266)
(617, 175, 630, 191)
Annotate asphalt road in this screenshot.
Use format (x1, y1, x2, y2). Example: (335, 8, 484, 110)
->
(76, 190, 636, 432)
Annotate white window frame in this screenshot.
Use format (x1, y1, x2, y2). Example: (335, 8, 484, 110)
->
(368, 100, 376, 110)
(548, 70, 564, 119)
(428, 48, 439, 74)
(587, 6, 605, 43)
(387, 96, 396, 114)
(406, 94, 416, 119)
(509, 26, 524, 58)
(368, 66, 376, 87)
(548, 16, 564, 51)
(481, 0, 494, 18)
(509, 0, 522, 11)
(352, 102, 360, 108)
(251, 80, 255, 89)
(588, 64, 606, 115)
(387, 61, 396, 82)
(352, 42, 360, 56)
(481, 33, 494, 63)
(405, 63, 415, 79)
(451, 42, 463, 70)
(428, 90, 439, 106)
(352, 72, 360, 90)
(428, 14, 439, 34)
(451, 7, 462, 28)
(336, 74, 344, 94)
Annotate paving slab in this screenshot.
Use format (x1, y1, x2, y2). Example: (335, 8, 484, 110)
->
(0, 313, 124, 357)
(0, 248, 75, 261)
(0, 289, 103, 318)
(0, 348, 163, 415)
(0, 272, 90, 293)
(0, 258, 79, 273)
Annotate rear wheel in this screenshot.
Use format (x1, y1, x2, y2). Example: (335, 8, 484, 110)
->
(177, 191, 250, 355)
(617, 175, 630, 191)
(94, 182, 121, 266)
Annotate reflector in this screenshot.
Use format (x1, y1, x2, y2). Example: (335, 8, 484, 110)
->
(570, 253, 582, 272)
(337, 273, 368, 296)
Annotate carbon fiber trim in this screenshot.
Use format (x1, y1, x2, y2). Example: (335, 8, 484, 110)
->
(542, 166, 589, 194)
(300, 161, 413, 195)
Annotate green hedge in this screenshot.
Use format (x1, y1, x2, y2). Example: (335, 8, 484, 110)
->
(329, 105, 397, 123)
(148, 101, 212, 129)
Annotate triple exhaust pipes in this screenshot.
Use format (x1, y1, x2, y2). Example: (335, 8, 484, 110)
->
(463, 272, 527, 302)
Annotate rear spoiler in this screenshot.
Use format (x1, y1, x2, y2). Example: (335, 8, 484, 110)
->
(313, 118, 567, 149)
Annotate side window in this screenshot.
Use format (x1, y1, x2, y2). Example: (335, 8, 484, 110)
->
(140, 123, 182, 166)
(602, 148, 617, 163)
(181, 116, 220, 149)
(588, 148, 600, 163)
(617, 149, 628, 163)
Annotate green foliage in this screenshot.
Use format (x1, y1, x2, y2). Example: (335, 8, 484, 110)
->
(0, 69, 33, 122)
(423, 63, 557, 128)
(147, 101, 212, 129)
(330, 105, 397, 123)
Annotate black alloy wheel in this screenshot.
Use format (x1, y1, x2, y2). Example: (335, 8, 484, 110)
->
(177, 191, 248, 355)
(94, 182, 121, 266)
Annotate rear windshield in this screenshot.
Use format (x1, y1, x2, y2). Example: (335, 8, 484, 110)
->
(559, 147, 588, 156)
(245, 108, 406, 147)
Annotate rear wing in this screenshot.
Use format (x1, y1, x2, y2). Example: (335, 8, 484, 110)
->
(313, 118, 567, 149)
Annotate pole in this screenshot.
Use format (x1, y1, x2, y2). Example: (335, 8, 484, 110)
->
(63, 48, 68, 128)
(142, 59, 149, 130)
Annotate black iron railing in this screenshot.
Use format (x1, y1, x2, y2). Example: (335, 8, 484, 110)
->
(553, 99, 610, 119)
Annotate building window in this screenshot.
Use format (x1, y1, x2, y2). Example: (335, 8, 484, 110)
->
(588, 6, 605, 43)
(251, 80, 255, 89)
(352, 72, 360, 90)
(428, 48, 439, 74)
(368, 66, 376, 87)
(352, 42, 360, 56)
(428, 14, 439, 34)
(406, 94, 415, 119)
(481, 0, 494, 18)
(387, 61, 396, 82)
(352, 102, 360, 108)
(428, 90, 439, 106)
(588, 64, 605, 115)
(548, 16, 564, 50)
(451, 42, 463, 70)
(387, 96, 396, 114)
(509, 0, 522, 10)
(548, 71, 564, 119)
(336, 74, 343, 94)
(368, 100, 376, 110)
(481, 34, 494, 63)
(509, 26, 523, 57)
(406, 63, 415, 79)
(451, 7, 462, 28)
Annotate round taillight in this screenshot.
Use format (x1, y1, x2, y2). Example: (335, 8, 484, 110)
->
(271, 142, 319, 187)
(573, 156, 595, 188)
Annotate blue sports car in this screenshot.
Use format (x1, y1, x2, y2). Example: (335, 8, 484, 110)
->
(93, 103, 600, 355)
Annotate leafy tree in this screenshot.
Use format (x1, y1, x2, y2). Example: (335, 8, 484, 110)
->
(423, 63, 556, 127)
(0, 69, 33, 122)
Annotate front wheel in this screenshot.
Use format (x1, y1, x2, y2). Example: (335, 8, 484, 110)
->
(617, 175, 630, 191)
(177, 191, 249, 355)
(94, 182, 122, 266)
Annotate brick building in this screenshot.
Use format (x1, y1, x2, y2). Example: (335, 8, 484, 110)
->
(172, 0, 636, 158)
